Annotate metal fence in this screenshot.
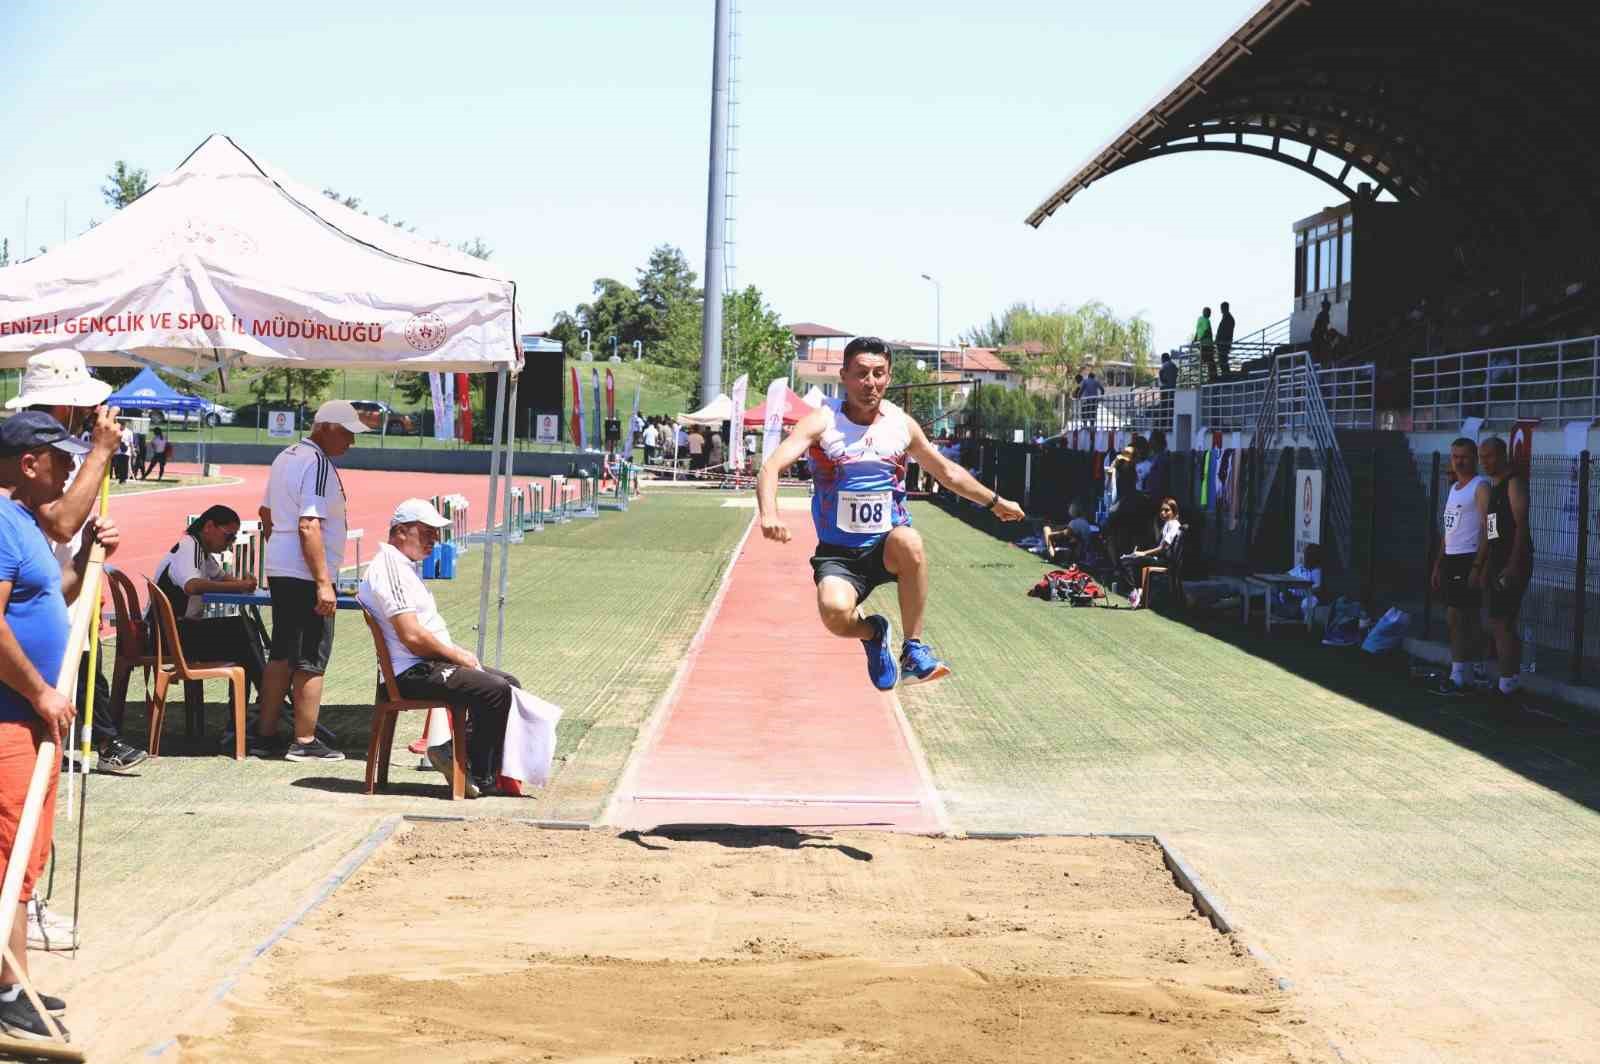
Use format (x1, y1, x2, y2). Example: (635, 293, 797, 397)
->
(1200, 364, 1375, 434)
(1066, 388, 1174, 434)
(1423, 452, 1599, 678)
(1411, 335, 1600, 429)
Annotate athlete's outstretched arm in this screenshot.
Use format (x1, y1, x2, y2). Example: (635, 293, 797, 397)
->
(905, 420, 1025, 522)
(756, 409, 829, 543)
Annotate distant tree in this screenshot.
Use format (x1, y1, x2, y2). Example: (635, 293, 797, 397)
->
(0, 238, 7, 267)
(321, 188, 361, 210)
(102, 161, 149, 209)
(635, 245, 698, 349)
(575, 278, 647, 354)
(722, 286, 794, 393)
(250, 367, 337, 409)
(456, 237, 492, 260)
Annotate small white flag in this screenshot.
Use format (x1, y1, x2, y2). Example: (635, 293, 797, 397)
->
(729, 374, 749, 471)
(760, 377, 789, 465)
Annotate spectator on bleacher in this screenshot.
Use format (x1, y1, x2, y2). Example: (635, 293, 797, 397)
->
(1216, 302, 1235, 375)
(1079, 370, 1103, 428)
(1195, 307, 1216, 382)
(1121, 498, 1182, 608)
(150, 505, 269, 699)
(1158, 352, 1178, 401)
(358, 498, 516, 798)
(1430, 437, 1488, 697)
(1311, 297, 1332, 359)
(1477, 437, 1533, 704)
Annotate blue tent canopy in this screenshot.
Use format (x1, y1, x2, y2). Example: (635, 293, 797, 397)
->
(106, 368, 206, 412)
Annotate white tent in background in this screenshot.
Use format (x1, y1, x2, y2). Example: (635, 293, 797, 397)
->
(0, 134, 519, 374)
(0, 133, 524, 666)
(801, 385, 825, 408)
(677, 393, 733, 426)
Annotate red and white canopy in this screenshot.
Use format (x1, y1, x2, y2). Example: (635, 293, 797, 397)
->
(0, 134, 520, 374)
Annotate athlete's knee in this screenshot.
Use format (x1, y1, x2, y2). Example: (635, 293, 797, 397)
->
(885, 526, 925, 570)
(816, 587, 860, 634)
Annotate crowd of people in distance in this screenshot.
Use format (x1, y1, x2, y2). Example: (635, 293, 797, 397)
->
(108, 424, 169, 484)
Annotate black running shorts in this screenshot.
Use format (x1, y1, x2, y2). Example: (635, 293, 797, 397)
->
(267, 576, 336, 675)
(1440, 552, 1480, 611)
(811, 537, 897, 603)
(1486, 565, 1529, 622)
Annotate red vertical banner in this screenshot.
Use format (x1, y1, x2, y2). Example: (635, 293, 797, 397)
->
(1509, 419, 1538, 474)
(455, 373, 473, 443)
(569, 366, 583, 445)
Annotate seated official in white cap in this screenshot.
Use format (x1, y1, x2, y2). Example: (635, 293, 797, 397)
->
(253, 399, 370, 762)
(357, 499, 517, 798)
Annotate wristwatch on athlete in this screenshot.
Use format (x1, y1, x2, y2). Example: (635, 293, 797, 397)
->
(986, 491, 1000, 511)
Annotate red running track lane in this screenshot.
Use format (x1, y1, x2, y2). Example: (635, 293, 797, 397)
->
(607, 515, 948, 833)
(100, 462, 570, 584)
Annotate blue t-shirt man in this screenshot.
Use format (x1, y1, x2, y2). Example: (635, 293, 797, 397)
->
(0, 497, 69, 723)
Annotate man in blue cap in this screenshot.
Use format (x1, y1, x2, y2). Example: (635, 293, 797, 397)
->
(0, 410, 116, 1041)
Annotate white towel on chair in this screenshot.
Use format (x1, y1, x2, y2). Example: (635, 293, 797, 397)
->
(501, 687, 563, 786)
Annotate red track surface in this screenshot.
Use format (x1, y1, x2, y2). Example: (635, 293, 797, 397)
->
(610, 517, 946, 832)
(103, 462, 555, 583)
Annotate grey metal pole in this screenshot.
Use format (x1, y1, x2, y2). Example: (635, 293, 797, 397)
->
(698, 0, 732, 406)
(476, 364, 509, 663)
(494, 372, 519, 669)
(922, 274, 943, 414)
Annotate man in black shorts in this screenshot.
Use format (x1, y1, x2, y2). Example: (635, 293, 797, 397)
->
(1431, 437, 1488, 697)
(1477, 437, 1533, 703)
(255, 400, 370, 760)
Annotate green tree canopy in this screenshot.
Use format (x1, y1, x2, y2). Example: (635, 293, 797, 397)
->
(102, 161, 148, 209)
(635, 245, 698, 349)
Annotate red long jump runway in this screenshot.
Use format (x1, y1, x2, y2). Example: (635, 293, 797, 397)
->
(103, 462, 540, 583)
(608, 516, 949, 833)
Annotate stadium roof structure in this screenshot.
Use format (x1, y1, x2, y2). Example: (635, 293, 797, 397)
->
(785, 322, 854, 339)
(1025, 0, 1600, 238)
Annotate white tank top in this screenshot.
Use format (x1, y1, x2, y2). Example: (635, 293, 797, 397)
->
(1442, 475, 1485, 555)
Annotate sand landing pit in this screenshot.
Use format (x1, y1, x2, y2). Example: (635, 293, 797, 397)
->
(179, 821, 1332, 1063)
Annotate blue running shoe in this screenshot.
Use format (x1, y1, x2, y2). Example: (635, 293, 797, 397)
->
(899, 638, 951, 686)
(862, 615, 898, 690)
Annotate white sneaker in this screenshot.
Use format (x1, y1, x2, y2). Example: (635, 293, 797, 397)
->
(1128, 589, 1142, 608)
(26, 899, 77, 952)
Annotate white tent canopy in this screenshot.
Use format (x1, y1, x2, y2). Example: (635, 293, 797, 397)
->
(677, 393, 733, 426)
(0, 134, 519, 374)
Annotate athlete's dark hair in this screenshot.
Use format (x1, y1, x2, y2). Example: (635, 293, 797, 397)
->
(842, 336, 892, 368)
(1450, 436, 1477, 451)
(185, 505, 240, 539)
(1481, 435, 1508, 457)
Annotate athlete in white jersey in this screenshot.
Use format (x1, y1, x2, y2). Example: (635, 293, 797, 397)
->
(1429, 437, 1489, 696)
(757, 337, 1024, 689)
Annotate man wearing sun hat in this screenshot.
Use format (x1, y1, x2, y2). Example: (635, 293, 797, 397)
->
(253, 399, 370, 762)
(357, 498, 517, 798)
(9, 351, 146, 782)
(0, 410, 111, 1039)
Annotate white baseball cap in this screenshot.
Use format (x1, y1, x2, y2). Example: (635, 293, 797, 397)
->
(390, 498, 451, 529)
(312, 398, 371, 434)
(4, 349, 114, 410)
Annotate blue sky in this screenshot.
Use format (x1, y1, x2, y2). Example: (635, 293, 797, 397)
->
(1, 0, 1338, 352)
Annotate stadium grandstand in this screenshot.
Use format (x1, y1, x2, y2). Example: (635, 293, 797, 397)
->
(1026, 0, 1600, 422)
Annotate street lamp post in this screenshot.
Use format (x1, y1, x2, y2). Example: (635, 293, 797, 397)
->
(633, 340, 643, 361)
(920, 273, 943, 415)
(580, 329, 592, 360)
(609, 335, 619, 361)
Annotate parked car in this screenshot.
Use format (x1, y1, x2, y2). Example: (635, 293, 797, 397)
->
(122, 400, 235, 428)
(351, 399, 416, 435)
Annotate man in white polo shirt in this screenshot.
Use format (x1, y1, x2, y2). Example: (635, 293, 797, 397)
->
(254, 399, 368, 761)
(358, 498, 516, 797)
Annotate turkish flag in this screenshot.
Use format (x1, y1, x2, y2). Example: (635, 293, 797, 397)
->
(1509, 419, 1538, 473)
(455, 374, 473, 443)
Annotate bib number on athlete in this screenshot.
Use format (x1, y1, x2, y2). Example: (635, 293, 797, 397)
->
(1443, 506, 1459, 531)
(838, 490, 892, 535)
(1486, 512, 1499, 539)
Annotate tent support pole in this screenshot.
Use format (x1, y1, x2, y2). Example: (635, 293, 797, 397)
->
(494, 372, 519, 669)
(476, 365, 509, 663)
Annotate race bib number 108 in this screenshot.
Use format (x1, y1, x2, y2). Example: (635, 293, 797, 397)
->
(838, 490, 892, 534)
